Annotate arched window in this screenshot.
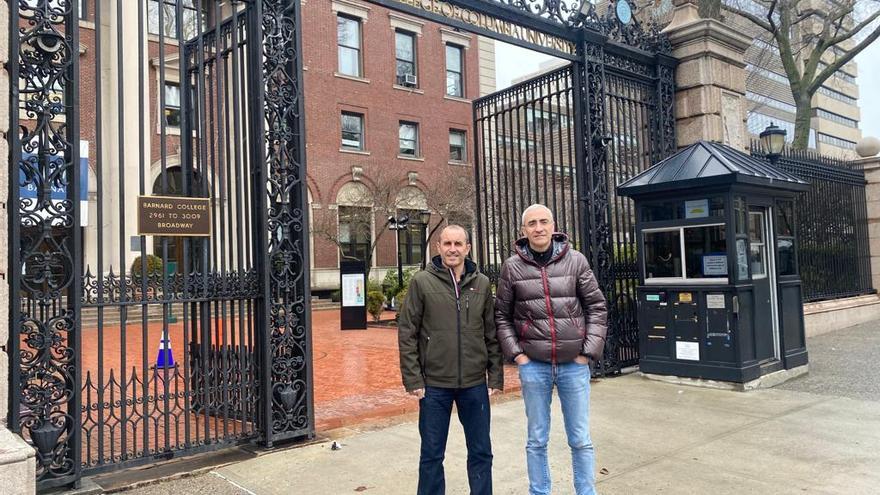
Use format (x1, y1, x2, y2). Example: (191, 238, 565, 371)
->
(336, 182, 373, 264)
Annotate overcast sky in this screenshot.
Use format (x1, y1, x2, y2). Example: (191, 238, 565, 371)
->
(496, 39, 880, 143)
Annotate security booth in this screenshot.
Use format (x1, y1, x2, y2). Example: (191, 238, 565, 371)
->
(617, 141, 810, 383)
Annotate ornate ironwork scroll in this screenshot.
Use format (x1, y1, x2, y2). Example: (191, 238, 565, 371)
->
(10, 0, 82, 488)
(657, 63, 676, 159)
(577, 43, 617, 374)
(256, 0, 314, 444)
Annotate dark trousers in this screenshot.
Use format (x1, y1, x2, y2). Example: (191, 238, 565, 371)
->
(418, 383, 493, 495)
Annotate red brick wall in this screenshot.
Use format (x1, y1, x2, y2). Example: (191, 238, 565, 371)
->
(302, 0, 479, 272)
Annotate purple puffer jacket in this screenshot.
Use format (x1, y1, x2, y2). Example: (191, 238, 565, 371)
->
(494, 233, 607, 364)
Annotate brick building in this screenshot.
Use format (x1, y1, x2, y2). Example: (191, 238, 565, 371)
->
(301, 0, 495, 289)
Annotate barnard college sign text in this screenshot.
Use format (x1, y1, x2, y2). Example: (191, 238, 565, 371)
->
(393, 0, 577, 54)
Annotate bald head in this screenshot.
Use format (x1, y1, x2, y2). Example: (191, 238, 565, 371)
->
(521, 204, 554, 227)
(521, 204, 555, 252)
(438, 224, 470, 244)
(437, 224, 471, 270)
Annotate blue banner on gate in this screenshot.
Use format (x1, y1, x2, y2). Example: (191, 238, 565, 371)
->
(19, 140, 89, 226)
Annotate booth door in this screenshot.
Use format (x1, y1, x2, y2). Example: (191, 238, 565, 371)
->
(749, 207, 778, 362)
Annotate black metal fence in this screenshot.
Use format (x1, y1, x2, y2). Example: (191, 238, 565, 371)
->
(9, 1, 312, 489)
(751, 143, 874, 302)
(474, 28, 676, 374)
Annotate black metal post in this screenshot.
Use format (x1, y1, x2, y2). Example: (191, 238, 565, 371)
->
(397, 228, 404, 288)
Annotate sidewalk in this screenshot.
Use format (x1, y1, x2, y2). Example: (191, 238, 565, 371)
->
(108, 323, 880, 494)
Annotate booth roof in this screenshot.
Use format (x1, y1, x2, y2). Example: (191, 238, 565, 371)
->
(616, 141, 810, 196)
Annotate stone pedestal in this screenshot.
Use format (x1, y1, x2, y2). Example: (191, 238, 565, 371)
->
(860, 156, 880, 292)
(663, 1, 751, 150)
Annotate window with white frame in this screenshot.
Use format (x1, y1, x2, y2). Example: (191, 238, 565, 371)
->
(445, 44, 464, 97)
(148, 0, 205, 39)
(337, 15, 362, 77)
(643, 224, 728, 282)
(399, 122, 419, 157)
(395, 31, 417, 86)
(449, 130, 466, 162)
(341, 112, 364, 150)
(163, 82, 181, 127)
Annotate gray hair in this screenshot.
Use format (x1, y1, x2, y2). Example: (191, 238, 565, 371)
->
(521, 204, 554, 226)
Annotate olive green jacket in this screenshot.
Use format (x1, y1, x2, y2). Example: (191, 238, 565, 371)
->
(398, 256, 504, 392)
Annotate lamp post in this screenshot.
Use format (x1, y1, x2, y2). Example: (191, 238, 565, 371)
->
(418, 210, 431, 270)
(388, 214, 409, 289)
(759, 123, 787, 165)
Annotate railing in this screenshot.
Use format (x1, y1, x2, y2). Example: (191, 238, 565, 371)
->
(750, 142, 874, 302)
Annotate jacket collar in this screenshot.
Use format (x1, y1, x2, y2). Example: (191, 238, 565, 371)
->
(429, 255, 477, 284)
(514, 233, 570, 266)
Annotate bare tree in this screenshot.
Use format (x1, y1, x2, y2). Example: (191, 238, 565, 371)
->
(311, 167, 476, 276)
(722, 0, 880, 149)
(311, 167, 405, 280)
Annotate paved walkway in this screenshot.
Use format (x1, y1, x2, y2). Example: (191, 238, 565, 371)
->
(99, 322, 880, 494)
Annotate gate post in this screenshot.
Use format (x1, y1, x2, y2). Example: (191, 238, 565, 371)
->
(8, 0, 82, 489)
(251, 0, 314, 446)
(574, 34, 616, 372)
(1, 0, 38, 491)
(662, 1, 751, 150)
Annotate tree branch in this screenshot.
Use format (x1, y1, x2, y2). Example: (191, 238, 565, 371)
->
(722, 4, 773, 32)
(808, 21, 880, 93)
(824, 8, 880, 47)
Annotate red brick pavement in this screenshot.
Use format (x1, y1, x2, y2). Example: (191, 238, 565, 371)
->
(76, 308, 520, 463)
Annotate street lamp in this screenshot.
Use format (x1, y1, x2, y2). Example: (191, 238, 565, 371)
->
(417, 210, 431, 270)
(759, 123, 787, 165)
(388, 214, 410, 290)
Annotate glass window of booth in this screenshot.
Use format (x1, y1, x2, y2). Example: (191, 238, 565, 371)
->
(643, 224, 728, 282)
(776, 200, 796, 276)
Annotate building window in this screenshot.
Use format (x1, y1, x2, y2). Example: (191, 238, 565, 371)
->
(341, 112, 364, 150)
(816, 109, 858, 129)
(399, 122, 419, 157)
(398, 209, 426, 265)
(338, 206, 372, 263)
(395, 31, 417, 86)
(449, 130, 466, 162)
(445, 44, 463, 97)
(337, 15, 362, 77)
(817, 133, 856, 150)
(163, 83, 181, 127)
(148, 0, 205, 40)
(79, 0, 86, 19)
(817, 86, 857, 105)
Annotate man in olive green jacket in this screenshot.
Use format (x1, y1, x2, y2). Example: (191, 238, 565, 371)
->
(399, 224, 503, 495)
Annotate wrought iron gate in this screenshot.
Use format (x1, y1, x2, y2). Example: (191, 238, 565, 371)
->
(8, 0, 312, 489)
(474, 8, 676, 374)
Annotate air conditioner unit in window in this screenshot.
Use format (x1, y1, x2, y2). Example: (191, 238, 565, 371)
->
(403, 74, 418, 87)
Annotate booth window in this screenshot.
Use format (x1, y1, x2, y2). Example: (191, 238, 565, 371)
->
(734, 196, 749, 280)
(749, 211, 767, 278)
(776, 200, 796, 276)
(644, 224, 727, 282)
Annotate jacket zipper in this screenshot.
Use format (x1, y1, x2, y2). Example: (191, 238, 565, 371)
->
(449, 268, 463, 388)
(540, 267, 558, 364)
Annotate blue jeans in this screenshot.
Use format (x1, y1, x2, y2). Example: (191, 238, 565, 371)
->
(418, 383, 493, 495)
(518, 360, 595, 495)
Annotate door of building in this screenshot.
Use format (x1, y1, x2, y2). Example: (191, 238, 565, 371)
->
(749, 206, 779, 362)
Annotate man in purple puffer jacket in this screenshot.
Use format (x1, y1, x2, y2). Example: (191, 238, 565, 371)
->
(495, 204, 607, 495)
